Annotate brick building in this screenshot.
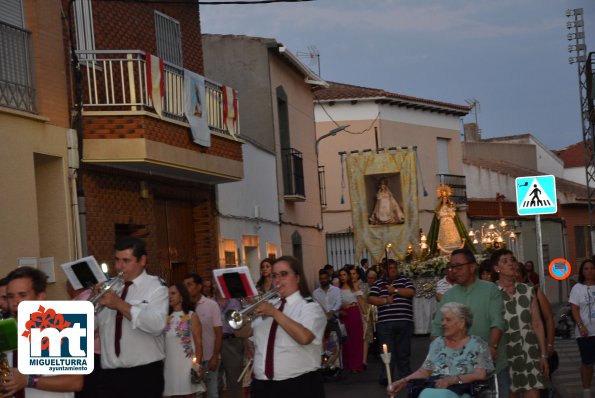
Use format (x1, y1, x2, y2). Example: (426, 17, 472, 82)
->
(63, 0, 243, 282)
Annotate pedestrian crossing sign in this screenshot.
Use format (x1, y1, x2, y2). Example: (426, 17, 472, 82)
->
(515, 175, 557, 216)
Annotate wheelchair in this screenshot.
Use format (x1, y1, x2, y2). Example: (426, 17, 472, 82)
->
(407, 373, 499, 398)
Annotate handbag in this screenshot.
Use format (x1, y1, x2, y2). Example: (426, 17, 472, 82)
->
(534, 287, 558, 374)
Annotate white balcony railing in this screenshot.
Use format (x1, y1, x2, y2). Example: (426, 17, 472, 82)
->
(76, 50, 238, 137)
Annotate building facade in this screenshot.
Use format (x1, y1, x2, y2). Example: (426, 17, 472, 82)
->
(314, 82, 470, 266)
(62, 0, 243, 282)
(0, 0, 76, 298)
(203, 35, 326, 287)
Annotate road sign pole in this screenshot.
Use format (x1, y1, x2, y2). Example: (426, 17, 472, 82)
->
(535, 214, 546, 291)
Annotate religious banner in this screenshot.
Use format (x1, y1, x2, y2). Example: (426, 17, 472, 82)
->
(183, 69, 210, 147)
(345, 148, 419, 264)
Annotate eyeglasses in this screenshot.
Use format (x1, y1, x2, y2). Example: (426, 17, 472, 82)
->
(272, 271, 293, 279)
(447, 262, 472, 272)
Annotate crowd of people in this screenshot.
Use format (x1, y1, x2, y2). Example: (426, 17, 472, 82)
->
(0, 239, 593, 398)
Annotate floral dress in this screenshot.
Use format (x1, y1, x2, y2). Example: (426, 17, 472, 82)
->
(163, 310, 202, 396)
(421, 336, 494, 398)
(500, 283, 546, 391)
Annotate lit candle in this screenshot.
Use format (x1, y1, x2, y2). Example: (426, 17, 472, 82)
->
(383, 344, 388, 354)
(192, 357, 197, 364)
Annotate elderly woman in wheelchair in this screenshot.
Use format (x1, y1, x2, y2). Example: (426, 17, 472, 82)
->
(387, 302, 494, 398)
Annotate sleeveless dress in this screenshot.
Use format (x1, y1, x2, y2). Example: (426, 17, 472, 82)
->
(500, 283, 546, 391)
(163, 310, 202, 396)
(339, 288, 364, 372)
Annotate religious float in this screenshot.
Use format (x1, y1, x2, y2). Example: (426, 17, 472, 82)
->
(342, 148, 507, 333)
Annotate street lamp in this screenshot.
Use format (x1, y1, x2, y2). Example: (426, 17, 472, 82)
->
(315, 125, 350, 156)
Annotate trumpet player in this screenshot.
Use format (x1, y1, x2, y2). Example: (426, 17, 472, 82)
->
(3, 266, 83, 397)
(96, 237, 168, 398)
(236, 256, 326, 398)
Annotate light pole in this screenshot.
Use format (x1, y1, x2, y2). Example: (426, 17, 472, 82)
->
(315, 125, 350, 157)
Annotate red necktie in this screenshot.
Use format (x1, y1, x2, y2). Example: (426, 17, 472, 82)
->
(264, 298, 286, 380)
(13, 350, 24, 398)
(114, 281, 133, 356)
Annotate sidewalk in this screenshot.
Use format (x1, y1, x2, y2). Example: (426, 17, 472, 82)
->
(552, 334, 594, 398)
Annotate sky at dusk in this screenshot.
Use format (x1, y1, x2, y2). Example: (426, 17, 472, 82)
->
(200, 0, 595, 151)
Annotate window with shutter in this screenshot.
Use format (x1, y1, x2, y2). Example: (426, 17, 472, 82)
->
(154, 11, 183, 66)
(72, 0, 96, 60)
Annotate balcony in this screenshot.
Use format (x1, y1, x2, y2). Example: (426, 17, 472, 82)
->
(282, 147, 305, 201)
(76, 50, 238, 137)
(437, 174, 467, 204)
(0, 21, 37, 113)
(77, 50, 243, 184)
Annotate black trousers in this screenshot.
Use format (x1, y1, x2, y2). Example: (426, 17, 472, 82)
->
(251, 371, 325, 398)
(101, 360, 164, 398)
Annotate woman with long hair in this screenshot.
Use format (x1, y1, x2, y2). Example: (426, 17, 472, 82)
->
(569, 259, 595, 398)
(339, 265, 366, 373)
(256, 258, 274, 293)
(491, 249, 548, 398)
(163, 283, 204, 398)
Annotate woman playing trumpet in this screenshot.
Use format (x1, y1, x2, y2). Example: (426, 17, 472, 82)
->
(236, 256, 326, 398)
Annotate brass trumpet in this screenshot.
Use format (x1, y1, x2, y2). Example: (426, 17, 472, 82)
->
(89, 271, 125, 313)
(225, 288, 279, 329)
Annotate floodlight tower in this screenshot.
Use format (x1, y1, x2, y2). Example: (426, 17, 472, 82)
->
(567, 8, 595, 253)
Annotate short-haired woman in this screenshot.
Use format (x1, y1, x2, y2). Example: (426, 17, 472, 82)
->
(387, 302, 493, 397)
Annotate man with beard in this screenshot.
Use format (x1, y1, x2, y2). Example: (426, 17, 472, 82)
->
(312, 269, 342, 320)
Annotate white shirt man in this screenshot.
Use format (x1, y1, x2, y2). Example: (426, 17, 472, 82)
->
(97, 237, 168, 398)
(312, 270, 341, 318)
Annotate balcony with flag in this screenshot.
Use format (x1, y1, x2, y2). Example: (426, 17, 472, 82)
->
(77, 49, 243, 184)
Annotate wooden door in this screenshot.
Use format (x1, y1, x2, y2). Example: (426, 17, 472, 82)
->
(154, 198, 195, 284)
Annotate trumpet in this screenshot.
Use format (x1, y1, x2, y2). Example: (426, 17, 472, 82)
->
(89, 271, 125, 313)
(225, 288, 280, 330)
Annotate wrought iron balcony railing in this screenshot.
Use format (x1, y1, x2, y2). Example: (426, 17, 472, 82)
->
(76, 50, 239, 137)
(282, 147, 305, 200)
(437, 173, 467, 204)
(318, 165, 327, 207)
(0, 21, 37, 113)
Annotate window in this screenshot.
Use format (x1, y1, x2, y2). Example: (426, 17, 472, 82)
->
(437, 138, 450, 175)
(72, 0, 96, 59)
(221, 239, 238, 266)
(0, 0, 36, 113)
(154, 11, 182, 66)
(0, 0, 24, 27)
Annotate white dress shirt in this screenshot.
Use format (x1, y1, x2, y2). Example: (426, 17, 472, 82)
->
(250, 291, 326, 381)
(312, 285, 342, 314)
(97, 270, 168, 369)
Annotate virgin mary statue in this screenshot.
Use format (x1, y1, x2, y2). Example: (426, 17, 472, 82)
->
(426, 184, 472, 255)
(369, 178, 405, 225)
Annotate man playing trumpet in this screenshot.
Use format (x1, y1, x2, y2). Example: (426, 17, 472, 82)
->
(236, 256, 326, 398)
(96, 237, 168, 398)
